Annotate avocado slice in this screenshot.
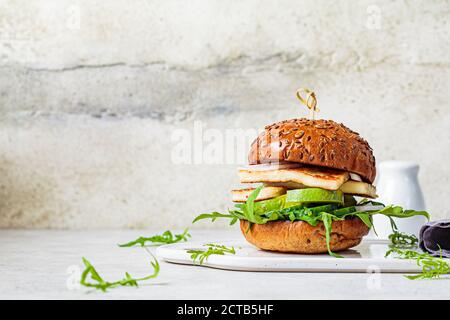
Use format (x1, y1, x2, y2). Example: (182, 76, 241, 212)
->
(286, 188, 344, 206)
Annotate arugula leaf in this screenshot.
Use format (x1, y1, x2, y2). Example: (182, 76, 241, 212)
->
(388, 231, 418, 249)
(245, 186, 260, 218)
(118, 229, 191, 247)
(192, 187, 265, 225)
(187, 243, 236, 265)
(193, 212, 235, 223)
(355, 213, 373, 229)
(80, 253, 160, 291)
(372, 205, 430, 220)
(241, 186, 265, 223)
(385, 247, 450, 280)
(320, 212, 343, 258)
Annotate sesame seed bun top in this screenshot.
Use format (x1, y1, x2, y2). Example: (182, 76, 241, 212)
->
(248, 118, 376, 183)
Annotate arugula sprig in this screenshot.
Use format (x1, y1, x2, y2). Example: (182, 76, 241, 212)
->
(80, 252, 160, 291)
(388, 231, 419, 249)
(385, 247, 450, 280)
(187, 243, 236, 265)
(320, 212, 342, 258)
(82, 229, 185, 292)
(193, 212, 242, 225)
(118, 229, 191, 247)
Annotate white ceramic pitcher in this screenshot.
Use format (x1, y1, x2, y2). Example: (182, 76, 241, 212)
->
(371, 160, 427, 239)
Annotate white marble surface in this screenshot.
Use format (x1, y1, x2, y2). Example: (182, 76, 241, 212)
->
(0, 229, 449, 300)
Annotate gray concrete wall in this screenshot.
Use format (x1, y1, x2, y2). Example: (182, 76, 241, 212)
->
(0, 0, 449, 228)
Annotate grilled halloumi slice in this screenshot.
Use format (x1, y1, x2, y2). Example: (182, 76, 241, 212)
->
(238, 167, 349, 191)
(231, 186, 286, 203)
(340, 181, 377, 198)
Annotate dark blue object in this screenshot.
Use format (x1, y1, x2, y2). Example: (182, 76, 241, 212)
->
(419, 220, 450, 258)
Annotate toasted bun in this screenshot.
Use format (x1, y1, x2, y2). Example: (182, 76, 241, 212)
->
(248, 119, 376, 183)
(240, 218, 369, 254)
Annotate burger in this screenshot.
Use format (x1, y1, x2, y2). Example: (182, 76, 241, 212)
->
(193, 118, 429, 256)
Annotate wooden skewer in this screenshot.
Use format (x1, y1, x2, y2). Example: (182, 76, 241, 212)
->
(296, 88, 319, 119)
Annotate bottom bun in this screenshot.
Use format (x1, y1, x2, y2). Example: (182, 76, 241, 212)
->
(240, 218, 369, 254)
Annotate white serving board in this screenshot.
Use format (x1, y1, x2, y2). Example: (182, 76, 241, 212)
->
(156, 239, 422, 273)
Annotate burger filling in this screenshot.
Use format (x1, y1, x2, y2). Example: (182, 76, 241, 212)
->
(237, 165, 376, 198)
(194, 164, 429, 257)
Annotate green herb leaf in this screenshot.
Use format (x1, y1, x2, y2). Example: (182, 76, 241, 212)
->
(187, 243, 236, 265)
(355, 213, 373, 229)
(193, 212, 239, 224)
(388, 231, 418, 249)
(118, 229, 191, 247)
(372, 205, 430, 220)
(385, 247, 450, 280)
(320, 212, 343, 258)
(241, 186, 265, 224)
(192, 187, 265, 225)
(80, 252, 160, 291)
